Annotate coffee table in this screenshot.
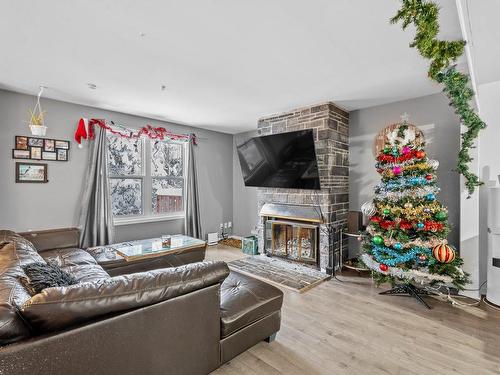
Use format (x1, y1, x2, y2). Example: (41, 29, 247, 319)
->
(87, 234, 207, 276)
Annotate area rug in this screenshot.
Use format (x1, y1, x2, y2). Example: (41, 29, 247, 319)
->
(228, 255, 331, 293)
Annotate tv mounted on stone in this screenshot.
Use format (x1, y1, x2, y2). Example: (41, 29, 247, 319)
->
(236, 130, 321, 190)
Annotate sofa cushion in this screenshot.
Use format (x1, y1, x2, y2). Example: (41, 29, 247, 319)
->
(220, 271, 284, 338)
(40, 247, 110, 283)
(21, 261, 78, 295)
(41, 247, 99, 268)
(20, 261, 230, 333)
(0, 241, 41, 345)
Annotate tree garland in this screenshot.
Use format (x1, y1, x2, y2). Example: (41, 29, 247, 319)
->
(391, 0, 487, 197)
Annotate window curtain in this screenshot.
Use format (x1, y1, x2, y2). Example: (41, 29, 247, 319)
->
(185, 138, 202, 239)
(78, 125, 114, 248)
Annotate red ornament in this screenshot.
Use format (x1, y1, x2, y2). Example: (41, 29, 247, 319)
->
(425, 174, 433, 181)
(415, 150, 426, 159)
(370, 216, 382, 223)
(419, 255, 427, 261)
(432, 244, 456, 263)
(379, 264, 389, 271)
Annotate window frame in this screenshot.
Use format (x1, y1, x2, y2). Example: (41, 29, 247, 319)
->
(107, 135, 188, 226)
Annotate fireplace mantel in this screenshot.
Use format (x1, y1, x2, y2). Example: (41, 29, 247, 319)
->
(259, 203, 323, 223)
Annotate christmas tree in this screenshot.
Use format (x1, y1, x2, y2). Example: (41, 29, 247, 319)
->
(360, 122, 469, 290)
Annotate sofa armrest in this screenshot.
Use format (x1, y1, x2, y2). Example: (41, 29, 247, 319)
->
(19, 227, 80, 252)
(20, 261, 230, 332)
(1, 284, 222, 375)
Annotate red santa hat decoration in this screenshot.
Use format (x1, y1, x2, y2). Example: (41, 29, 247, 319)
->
(74, 118, 89, 148)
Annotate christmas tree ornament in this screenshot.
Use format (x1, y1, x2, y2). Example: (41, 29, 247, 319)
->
(415, 150, 426, 159)
(423, 208, 431, 214)
(418, 255, 427, 261)
(370, 216, 382, 223)
(379, 264, 389, 271)
(357, 235, 363, 242)
(417, 222, 425, 229)
(425, 174, 433, 181)
(404, 202, 413, 209)
(393, 242, 403, 250)
(401, 146, 411, 155)
(435, 211, 447, 221)
(392, 166, 402, 175)
(428, 159, 439, 170)
(432, 244, 456, 263)
(361, 201, 377, 217)
(383, 146, 390, 154)
(372, 235, 384, 245)
(426, 193, 436, 201)
(383, 208, 390, 216)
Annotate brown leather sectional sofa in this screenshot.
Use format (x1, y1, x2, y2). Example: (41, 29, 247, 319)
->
(0, 229, 283, 375)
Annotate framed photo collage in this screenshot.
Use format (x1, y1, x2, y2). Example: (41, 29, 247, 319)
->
(13, 136, 70, 162)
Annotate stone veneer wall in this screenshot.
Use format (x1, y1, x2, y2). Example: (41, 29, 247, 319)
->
(256, 102, 349, 272)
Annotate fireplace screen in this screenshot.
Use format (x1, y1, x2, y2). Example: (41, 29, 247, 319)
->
(265, 220, 318, 264)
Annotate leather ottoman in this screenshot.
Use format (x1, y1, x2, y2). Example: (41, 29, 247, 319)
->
(219, 271, 283, 363)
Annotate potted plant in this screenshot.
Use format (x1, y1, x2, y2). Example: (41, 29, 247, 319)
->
(28, 86, 48, 136)
(28, 108, 47, 136)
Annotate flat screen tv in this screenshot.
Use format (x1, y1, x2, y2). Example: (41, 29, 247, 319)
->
(236, 129, 321, 190)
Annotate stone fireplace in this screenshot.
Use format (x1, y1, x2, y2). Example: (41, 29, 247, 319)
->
(256, 102, 349, 274)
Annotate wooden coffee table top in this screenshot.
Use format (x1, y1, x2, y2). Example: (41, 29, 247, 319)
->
(89, 235, 206, 262)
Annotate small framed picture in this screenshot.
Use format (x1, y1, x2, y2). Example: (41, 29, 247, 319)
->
(44, 139, 55, 152)
(31, 147, 42, 160)
(15, 136, 28, 150)
(56, 149, 68, 161)
(12, 149, 30, 159)
(55, 140, 70, 149)
(28, 137, 44, 147)
(42, 152, 57, 161)
(16, 162, 48, 183)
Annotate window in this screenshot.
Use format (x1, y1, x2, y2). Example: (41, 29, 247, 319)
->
(107, 135, 186, 224)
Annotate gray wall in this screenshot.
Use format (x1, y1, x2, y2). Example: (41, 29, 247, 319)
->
(349, 92, 461, 248)
(232, 130, 258, 236)
(0, 89, 233, 242)
(232, 93, 461, 249)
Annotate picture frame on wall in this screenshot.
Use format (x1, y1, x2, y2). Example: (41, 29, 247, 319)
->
(44, 139, 55, 152)
(30, 147, 42, 160)
(28, 138, 44, 147)
(15, 136, 28, 150)
(12, 149, 30, 159)
(15, 162, 48, 183)
(42, 152, 57, 161)
(55, 140, 70, 149)
(56, 149, 68, 161)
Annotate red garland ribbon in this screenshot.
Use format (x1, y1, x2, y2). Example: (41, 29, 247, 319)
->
(88, 119, 197, 145)
(370, 216, 443, 232)
(377, 150, 417, 163)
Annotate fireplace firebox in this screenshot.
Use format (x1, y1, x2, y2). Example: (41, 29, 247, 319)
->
(265, 219, 319, 265)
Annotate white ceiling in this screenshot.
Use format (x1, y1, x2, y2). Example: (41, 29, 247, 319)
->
(0, 0, 464, 133)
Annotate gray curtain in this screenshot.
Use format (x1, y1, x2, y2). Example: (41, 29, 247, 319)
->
(185, 139, 202, 239)
(78, 126, 114, 248)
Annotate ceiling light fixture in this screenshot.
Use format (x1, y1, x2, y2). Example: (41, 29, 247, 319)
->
(87, 83, 97, 90)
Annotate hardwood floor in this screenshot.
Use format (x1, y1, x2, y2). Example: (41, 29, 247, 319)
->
(206, 245, 500, 375)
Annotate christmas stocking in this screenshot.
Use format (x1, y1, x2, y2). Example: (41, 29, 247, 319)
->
(75, 118, 88, 147)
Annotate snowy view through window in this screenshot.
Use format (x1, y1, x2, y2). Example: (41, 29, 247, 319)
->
(107, 136, 143, 216)
(107, 135, 185, 217)
(151, 141, 184, 214)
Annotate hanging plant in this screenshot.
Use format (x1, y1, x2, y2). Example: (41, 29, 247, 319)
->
(28, 86, 48, 136)
(391, 0, 486, 197)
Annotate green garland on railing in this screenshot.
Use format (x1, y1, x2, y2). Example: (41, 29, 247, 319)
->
(391, 0, 486, 197)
